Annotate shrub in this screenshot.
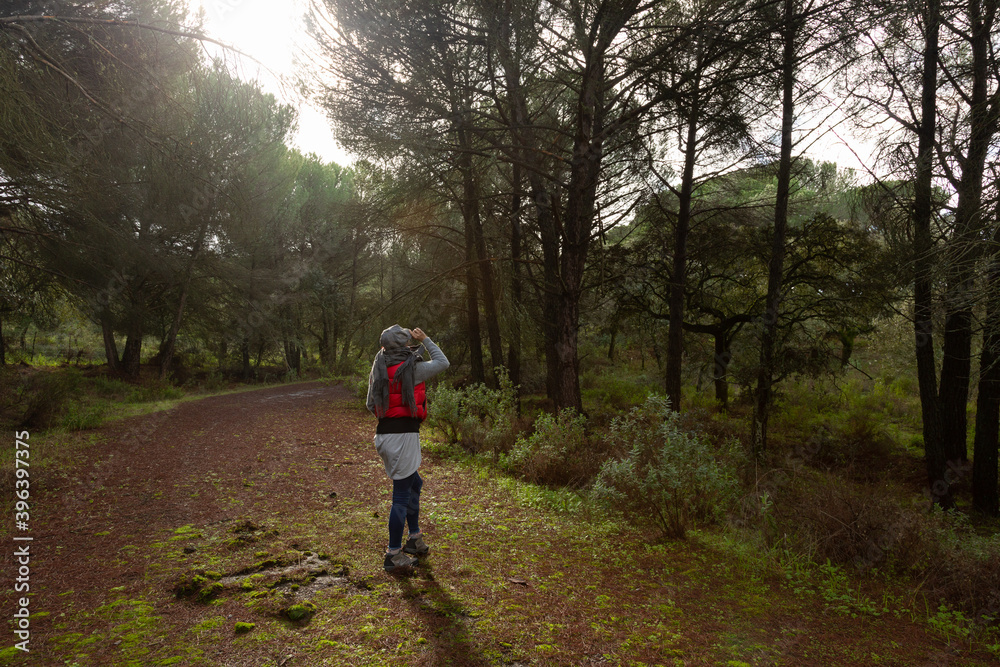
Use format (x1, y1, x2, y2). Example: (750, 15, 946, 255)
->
(0, 369, 78, 430)
(759, 471, 926, 571)
(502, 408, 589, 486)
(581, 372, 653, 421)
(592, 395, 739, 539)
(344, 374, 369, 399)
(203, 370, 230, 392)
(922, 510, 1000, 621)
(61, 401, 109, 431)
(427, 368, 518, 457)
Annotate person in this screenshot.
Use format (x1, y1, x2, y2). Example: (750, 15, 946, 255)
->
(366, 324, 449, 572)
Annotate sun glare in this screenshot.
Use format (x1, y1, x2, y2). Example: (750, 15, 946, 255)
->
(190, 0, 351, 165)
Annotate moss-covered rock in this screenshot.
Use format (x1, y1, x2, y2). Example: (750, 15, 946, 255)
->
(172, 571, 209, 598)
(197, 582, 224, 603)
(284, 601, 317, 622)
(234, 622, 255, 634)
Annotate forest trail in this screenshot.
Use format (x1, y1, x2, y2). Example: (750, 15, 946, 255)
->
(5, 381, 993, 666)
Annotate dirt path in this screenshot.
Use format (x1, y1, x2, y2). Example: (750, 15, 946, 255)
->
(4, 381, 995, 666)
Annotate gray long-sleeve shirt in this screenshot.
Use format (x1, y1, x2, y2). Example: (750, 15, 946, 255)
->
(366, 337, 449, 479)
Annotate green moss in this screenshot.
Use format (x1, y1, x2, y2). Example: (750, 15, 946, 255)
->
(197, 582, 224, 603)
(172, 571, 209, 598)
(285, 602, 317, 622)
(234, 622, 256, 634)
(192, 616, 225, 632)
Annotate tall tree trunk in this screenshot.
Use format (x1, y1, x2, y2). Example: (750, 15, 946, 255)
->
(973, 224, 1000, 516)
(0, 313, 6, 366)
(467, 168, 504, 376)
(319, 305, 331, 368)
(713, 330, 731, 409)
(465, 187, 486, 384)
(551, 20, 616, 413)
(100, 310, 121, 373)
(160, 223, 209, 380)
(495, 0, 635, 412)
(285, 339, 301, 375)
(338, 228, 363, 371)
(158, 285, 189, 380)
(121, 320, 143, 379)
(539, 195, 561, 402)
(495, 6, 561, 403)
(665, 74, 702, 412)
(241, 337, 252, 381)
(939, 0, 997, 466)
(508, 162, 523, 399)
(751, 0, 797, 458)
(607, 314, 620, 362)
(913, 0, 950, 507)
(553, 286, 583, 413)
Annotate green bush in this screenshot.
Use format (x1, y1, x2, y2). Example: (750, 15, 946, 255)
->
(581, 372, 653, 416)
(0, 369, 79, 430)
(61, 401, 110, 431)
(758, 470, 925, 570)
(427, 368, 517, 457)
(592, 395, 739, 539)
(922, 509, 1000, 620)
(203, 370, 230, 392)
(502, 408, 589, 486)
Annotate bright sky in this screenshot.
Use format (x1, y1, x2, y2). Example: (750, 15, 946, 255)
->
(189, 0, 352, 166)
(186, 1, 871, 179)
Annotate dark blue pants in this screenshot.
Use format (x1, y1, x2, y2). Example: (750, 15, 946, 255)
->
(388, 471, 422, 550)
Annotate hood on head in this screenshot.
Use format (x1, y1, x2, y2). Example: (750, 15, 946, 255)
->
(380, 324, 410, 350)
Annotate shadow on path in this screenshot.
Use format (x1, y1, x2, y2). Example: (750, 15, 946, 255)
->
(397, 562, 495, 667)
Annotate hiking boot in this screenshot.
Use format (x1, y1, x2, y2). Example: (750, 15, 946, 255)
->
(403, 534, 429, 556)
(384, 550, 417, 572)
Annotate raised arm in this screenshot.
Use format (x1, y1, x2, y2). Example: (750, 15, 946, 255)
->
(414, 336, 449, 384)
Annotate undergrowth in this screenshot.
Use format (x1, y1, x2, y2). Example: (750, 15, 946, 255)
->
(426, 365, 999, 653)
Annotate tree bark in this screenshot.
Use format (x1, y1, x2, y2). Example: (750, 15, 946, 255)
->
(939, 0, 998, 466)
(913, 0, 950, 507)
(973, 225, 1000, 516)
(0, 313, 5, 366)
(241, 337, 252, 381)
(495, 0, 636, 412)
(319, 304, 332, 368)
(508, 161, 523, 399)
(100, 310, 121, 374)
(158, 285, 189, 380)
(284, 339, 301, 375)
(751, 0, 797, 458)
(539, 194, 561, 402)
(160, 223, 210, 380)
(465, 161, 504, 376)
(713, 330, 731, 409)
(459, 132, 504, 378)
(665, 72, 702, 412)
(121, 320, 143, 379)
(338, 232, 361, 372)
(464, 182, 486, 384)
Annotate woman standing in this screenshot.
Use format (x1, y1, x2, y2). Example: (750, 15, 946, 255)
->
(366, 325, 449, 572)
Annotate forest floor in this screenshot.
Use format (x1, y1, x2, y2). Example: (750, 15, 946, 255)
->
(3, 380, 998, 666)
